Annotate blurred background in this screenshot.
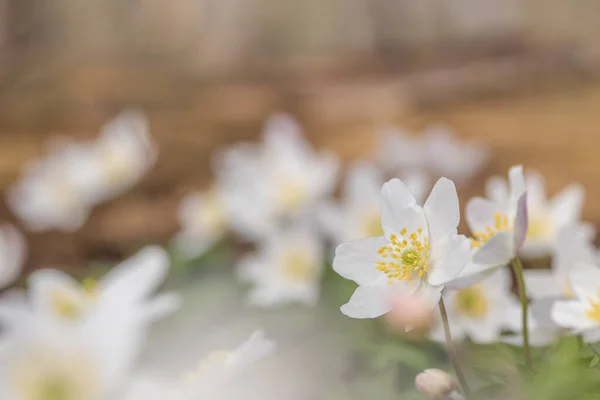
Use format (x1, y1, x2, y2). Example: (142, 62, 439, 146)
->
(2, 0, 600, 270)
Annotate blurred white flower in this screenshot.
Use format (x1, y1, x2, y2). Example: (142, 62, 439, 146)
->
(551, 269, 600, 342)
(503, 298, 565, 347)
(464, 165, 528, 276)
(430, 269, 518, 344)
(333, 177, 471, 319)
(377, 124, 489, 184)
(400, 169, 431, 205)
(173, 185, 229, 258)
(122, 373, 182, 400)
(486, 169, 584, 259)
(0, 225, 26, 290)
(13, 246, 179, 327)
(7, 111, 156, 232)
(524, 224, 597, 299)
(318, 161, 384, 244)
(181, 330, 275, 397)
(236, 224, 324, 306)
(216, 114, 339, 240)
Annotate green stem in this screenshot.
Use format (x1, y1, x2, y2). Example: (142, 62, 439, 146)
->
(511, 256, 532, 371)
(439, 298, 472, 399)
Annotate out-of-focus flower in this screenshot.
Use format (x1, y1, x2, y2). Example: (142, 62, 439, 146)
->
(122, 373, 182, 400)
(333, 177, 471, 319)
(14, 246, 179, 327)
(0, 225, 26, 290)
(181, 330, 275, 396)
(377, 124, 489, 184)
(7, 111, 156, 232)
(400, 170, 431, 205)
(551, 269, 600, 342)
(236, 224, 324, 306)
(215, 114, 339, 240)
(173, 184, 229, 258)
(386, 291, 434, 331)
(486, 169, 584, 259)
(524, 224, 597, 299)
(503, 298, 565, 347)
(430, 269, 518, 344)
(464, 165, 528, 277)
(318, 161, 384, 244)
(415, 369, 456, 399)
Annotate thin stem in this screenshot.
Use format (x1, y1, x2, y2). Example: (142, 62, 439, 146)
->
(511, 256, 532, 371)
(439, 298, 472, 399)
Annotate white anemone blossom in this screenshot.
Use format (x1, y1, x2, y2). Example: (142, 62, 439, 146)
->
(8, 246, 179, 330)
(215, 114, 339, 240)
(333, 177, 471, 319)
(7, 111, 157, 232)
(524, 224, 597, 299)
(236, 224, 324, 306)
(463, 165, 528, 277)
(378, 124, 489, 184)
(430, 268, 518, 344)
(0, 225, 26, 290)
(551, 269, 600, 343)
(173, 184, 229, 258)
(503, 298, 565, 347)
(486, 169, 584, 259)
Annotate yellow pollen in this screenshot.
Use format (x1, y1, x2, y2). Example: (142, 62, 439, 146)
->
(454, 285, 488, 318)
(586, 296, 600, 321)
(470, 211, 514, 248)
(277, 181, 307, 211)
(375, 227, 430, 282)
(527, 214, 551, 239)
(99, 147, 132, 184)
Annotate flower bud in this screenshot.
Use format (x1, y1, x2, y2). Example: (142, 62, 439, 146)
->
(415, 369, 455, 399)
(386, 293, 433, 331)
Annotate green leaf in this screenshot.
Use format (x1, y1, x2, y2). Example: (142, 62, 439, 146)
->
(591, 356, 600, 368)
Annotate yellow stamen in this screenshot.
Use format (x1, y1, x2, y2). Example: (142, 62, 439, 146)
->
(470, 211, 514, 248)
(375, 227, 430, 283)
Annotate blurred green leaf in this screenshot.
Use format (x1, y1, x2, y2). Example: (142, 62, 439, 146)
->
(590, 356, 599, 368)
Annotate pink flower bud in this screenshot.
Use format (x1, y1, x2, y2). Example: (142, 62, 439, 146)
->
(415, 369, 455, 399)
(385, 293, 433, 331)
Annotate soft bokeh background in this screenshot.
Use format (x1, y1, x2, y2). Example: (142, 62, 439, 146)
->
(2, 3, 600, 399)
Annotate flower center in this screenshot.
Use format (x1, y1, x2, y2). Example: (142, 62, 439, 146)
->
(277, 181, 307, 212)
(470, 211, 513, 248)
(50, 279, 97, 320)
(281, 250, 315, 283)
(586, 297, 600, 321)
(454, 285, 488, 318)
(360, 210, 383, 237)
(375, 227, 430, 283)
(198, 194, 227, 235)
(526, 214, 551, 239)
(99, 148, 133, 185)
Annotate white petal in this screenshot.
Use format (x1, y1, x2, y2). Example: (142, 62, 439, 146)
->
(340, 283, 391, 319)
(333, 237, 387, 285)
(428, 234, 471, 286)
(444, 262, 497, 289)
(28, 269, 82, 314)
(485, 176, 509, 208)
(551, 183, 584, 226)
(569, 269, 600, 301)
(551, 300, 598, 331)
(380, 179, 417, 234)
(472, 231, 514, 267)
(344, 161, 383, 206)
(513, 193, 528, 252)
(523, 270, 562, 299)
(0, 225, 26, 289)
(465, 197, 497, 233)
(423, 178, 460, 245)
(525, 170, 546, 206)
(508, 165, 526, 207)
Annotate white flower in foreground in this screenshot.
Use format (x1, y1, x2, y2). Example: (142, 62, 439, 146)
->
(486, 169, 584, 259)
(430, 268, 518, 343)
(18, 246, 179, 327)
(7, 144, 96, 232)
(0, 225, 26, 290)
(180, 330, 275, 397)
(465, 165, 528, 275)
(236, 224, 324, 306)
(333, 177, 471, 319)
(319, 161, 384, 244)
(551, 269, 600, 342)
(173, 185, 229, 258)
(524, 224, 597, 299)
(216, 114, 339, 239)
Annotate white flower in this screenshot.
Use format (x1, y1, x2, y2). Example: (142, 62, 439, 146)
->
(485, 169, 584, 259)
(465, 165, 528, 274)
(7, 143, 96, 232)
(318, 161, 384, 244)
(430, 268, 518, 344)
(83, 110, 157, 203)
(215, 114, 339, 239)
(173, 184, 229, 258)
(377, 124, 489, 184)
(551, 269, 600, 342)
(0, 225, 26, 290)
(13, 246, 179, 328)
(333, 177, 471, 319)
(180, 330, 275, 396)
(524, 224, 597, 299)
(236, 224, 324, 306)
(121, 373, 182, 400)
(399, 170, 431, 205)
(503, 298, 564, 347)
